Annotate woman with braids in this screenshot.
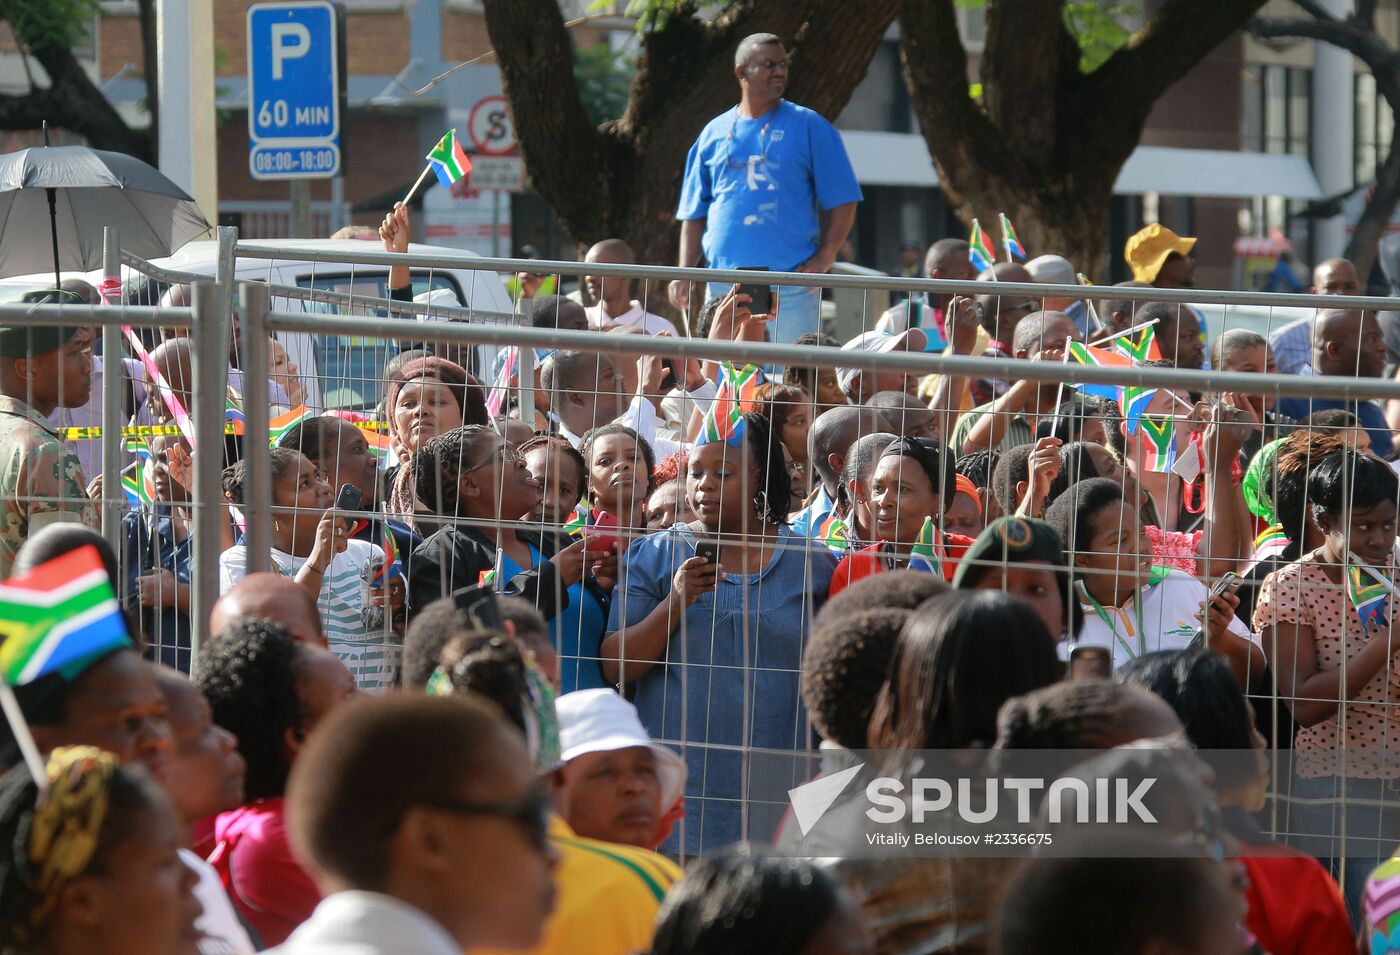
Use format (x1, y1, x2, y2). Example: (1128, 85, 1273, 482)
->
(0, 747, 200, 955)
(405, 425, 610, 629)
(220, 448, 394, 690)
(196, 618, 357, 948)
(830, 436, 974, 594)
(604, 412, 836, 852)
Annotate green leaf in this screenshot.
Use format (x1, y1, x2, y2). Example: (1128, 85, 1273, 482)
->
(5, 0, 100, 53)
(574, 42, 634, 125)
(1063, 1, 1134, 73)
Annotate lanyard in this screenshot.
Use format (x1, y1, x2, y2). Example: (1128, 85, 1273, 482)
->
(1078, 580, 1148, 660)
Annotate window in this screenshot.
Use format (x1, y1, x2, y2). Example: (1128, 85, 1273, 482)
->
(1355, 72, 1392, 187)
(1241, 63, 1311, 157)
(297, 271, 464, 412)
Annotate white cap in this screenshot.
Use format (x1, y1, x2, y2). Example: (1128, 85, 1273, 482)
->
(413, 287, 462, 321)
(1025, 254, 1077, 287)
(555, 688, 686, 809)
(837, 328, 928, 392)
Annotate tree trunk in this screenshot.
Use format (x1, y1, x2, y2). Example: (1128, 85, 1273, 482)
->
(481, 0, 898, 268)
(1345, 135, 1400, 281)
(901, 0, 1266, 280)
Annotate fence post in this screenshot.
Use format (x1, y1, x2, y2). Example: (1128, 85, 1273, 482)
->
(240, 282, 272, 575)
(100, 227, 123, 552)
(518, 345, 535, 426)
(189, 280, 229, 656)
(214, 225, 237, 331)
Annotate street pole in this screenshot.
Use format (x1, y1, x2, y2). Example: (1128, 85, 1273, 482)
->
(290, 181, 311, 238)
(156, 0, 218, 225)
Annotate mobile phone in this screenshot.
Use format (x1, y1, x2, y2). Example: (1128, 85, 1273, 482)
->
(585, 510, 620, 555)
(737, 266, 773, 315)
(451, 582, 504, 633)
(335, 483, 366, 535)
(1067, 643, 1113, 681)
(1186, 573, 1242, 649)
(695, 541, 719, 566)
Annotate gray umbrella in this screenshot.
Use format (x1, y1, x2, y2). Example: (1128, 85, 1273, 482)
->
(0, 142, 211, 284)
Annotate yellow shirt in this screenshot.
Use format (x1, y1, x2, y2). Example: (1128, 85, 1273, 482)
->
(478, 817, 682, 955)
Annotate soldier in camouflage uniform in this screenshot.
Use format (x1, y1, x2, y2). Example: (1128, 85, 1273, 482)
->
(0, 321, 98, 577)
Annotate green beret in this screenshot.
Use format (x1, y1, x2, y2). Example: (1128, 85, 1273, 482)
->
(0, 324, 79, 359)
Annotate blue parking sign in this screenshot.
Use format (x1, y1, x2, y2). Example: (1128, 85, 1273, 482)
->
(247, 1, 344, 180)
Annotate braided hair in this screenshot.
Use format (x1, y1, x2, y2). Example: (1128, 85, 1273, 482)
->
(411, 425, 497, 516)
(741, 412, 793, 526)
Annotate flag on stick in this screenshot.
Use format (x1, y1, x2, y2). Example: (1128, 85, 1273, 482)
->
(485, 346, 519, 419)
(998, 213, 1026, 261)
(1066, 340, 1133, 402)
(1139, 415, 1177, 472)
(1107, 324, 1163, 363)
(698, 362, 764, 447)
(1347, 561, 1393, 630)
(268, 405, 315, 448)
(427, 130, 473, 188)
(908, 517, 945, 577)
(968, 219, 996, 272)
(0, 546, 131, 686)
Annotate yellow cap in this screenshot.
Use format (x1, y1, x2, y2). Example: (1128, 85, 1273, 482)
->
(1124, 224, 1196, 283)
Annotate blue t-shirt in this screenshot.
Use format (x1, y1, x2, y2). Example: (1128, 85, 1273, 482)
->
(497, 547, 608, 693)
(676, 100, 862, 272)
(607, 523, 836, 853)
(1275, 393, 1395, 459)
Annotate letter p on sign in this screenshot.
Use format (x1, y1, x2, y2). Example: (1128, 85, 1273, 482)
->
(271, 22, 311, 79)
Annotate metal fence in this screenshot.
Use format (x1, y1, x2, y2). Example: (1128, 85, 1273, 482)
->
(61, 238, 1400, 861)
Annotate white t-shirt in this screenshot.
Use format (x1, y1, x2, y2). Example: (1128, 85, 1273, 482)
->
(1066, 568, 1256, 670)
(181, 848, 256, 955)
(218, 539, 400, 690)
(586, 301, 676, 336)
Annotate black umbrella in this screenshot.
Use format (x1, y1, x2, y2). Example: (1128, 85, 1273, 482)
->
(0, 126, 210, 286)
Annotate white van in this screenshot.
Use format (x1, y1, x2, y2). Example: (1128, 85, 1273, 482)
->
(149, 238, 519, 412)
(0, 238, 519, 414)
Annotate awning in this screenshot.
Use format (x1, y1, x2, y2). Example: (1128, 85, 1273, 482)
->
(838, 131, 1324, 200)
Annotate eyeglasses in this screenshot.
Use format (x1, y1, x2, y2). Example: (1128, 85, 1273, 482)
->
(411, 785, 553, 852)
(464, 445, 523, 473)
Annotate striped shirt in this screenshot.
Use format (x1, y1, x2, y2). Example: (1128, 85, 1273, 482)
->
(219, 539, 401, 691)
(1268, 315, 1314, 376)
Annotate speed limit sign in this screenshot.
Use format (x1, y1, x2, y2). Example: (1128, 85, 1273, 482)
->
(468, 95, 516, 157)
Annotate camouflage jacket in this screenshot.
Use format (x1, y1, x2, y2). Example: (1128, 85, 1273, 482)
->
(0, 395, 97, 577)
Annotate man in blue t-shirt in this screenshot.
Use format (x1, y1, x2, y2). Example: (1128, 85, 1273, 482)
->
(669, 33, 862, 345)
(1274, 307, 1395, 459)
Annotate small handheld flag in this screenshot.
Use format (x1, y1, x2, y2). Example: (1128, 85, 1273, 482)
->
(426, 130, 473, 188)
(224, 392, 247, 437)
(370, 531, 404, 588)
(968, 219, 996, 273)
(908, 517, 945, 577)
(1139, 415, 1177, 473)
(1066, 340, 1133, 402)
(0, 546, 131, 686)
(1347, 561, 1392, 630)
(267, 405, 315, 448)
(485, 346, 519, 419)
(998, 213, 1026, 262)
(698, 362, 764, 447)
(562, 504, 591, 537)
(817, 513, 849, 552)
(1107, 324, 1163, 363)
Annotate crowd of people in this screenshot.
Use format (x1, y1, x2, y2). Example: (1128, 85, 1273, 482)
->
(3, 28, 1400, 955)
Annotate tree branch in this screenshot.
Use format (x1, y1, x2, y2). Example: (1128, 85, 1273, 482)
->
(1250, 15, 1399, 72)
(479, 0, 612, 231)
(1356, 0, 1379, 29)
(1087, 0, 1266, 143)
(1289, 0, 1338, 22)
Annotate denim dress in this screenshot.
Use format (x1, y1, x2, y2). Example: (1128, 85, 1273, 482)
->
(607, 523, 836, 853)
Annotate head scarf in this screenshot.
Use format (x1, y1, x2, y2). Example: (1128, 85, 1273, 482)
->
(1242, 437, 1286, 526)
(13, 747, 118, 942)
(953, 473, 982, 515)
(384, 356, 482, 451)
